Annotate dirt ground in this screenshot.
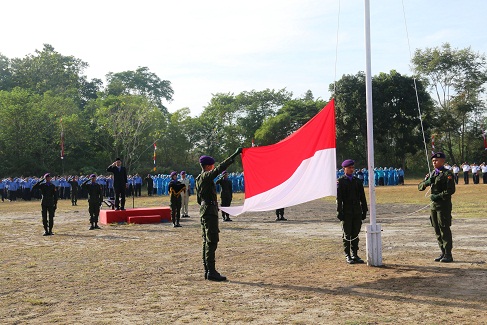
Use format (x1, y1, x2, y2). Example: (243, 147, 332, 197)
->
(1, 182, 486, 325)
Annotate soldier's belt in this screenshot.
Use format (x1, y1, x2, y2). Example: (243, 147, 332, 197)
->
(201, 200, 218, 206)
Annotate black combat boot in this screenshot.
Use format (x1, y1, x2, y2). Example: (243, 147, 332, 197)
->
(434, 248, 445, 262)
(440, 252, 453, 263)
(345, 254, 355, 264)
(207, 270, 227, 281)
(352, 250, 365, 264)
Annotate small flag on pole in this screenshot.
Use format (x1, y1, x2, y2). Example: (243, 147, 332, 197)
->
(153, 142, 157, 171)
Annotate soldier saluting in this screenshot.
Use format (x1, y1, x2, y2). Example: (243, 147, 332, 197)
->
(106, 158, 128, 210)
(32, 173, 58, 236)
(81, 174, 104, 230)
(418, 152, 456, 263)
(196, 148, 242, 281)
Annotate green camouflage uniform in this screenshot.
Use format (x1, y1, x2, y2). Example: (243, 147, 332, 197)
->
(418, 167, 456, 256)
(196, 156, 236, 275)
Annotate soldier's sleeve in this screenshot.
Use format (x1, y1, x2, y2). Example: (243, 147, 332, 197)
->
(439, 171, 456, 198)
(336, 179, 343, 213)
(418, 178, 430, 191)
(211, 156, 236, 178)
(359, 181, 368, 213)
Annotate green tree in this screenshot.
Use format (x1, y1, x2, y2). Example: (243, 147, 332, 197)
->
(331, 71, 434, 168)
(9, 44, 100, 108)
(0, 53, 12, 91)
(412, 43, 487, 163)
(0, 88, 62, 175)
(235, 88, 293, 146)
(93, 94, 164, 173)
(106, 67, 173, 113)
(254, 97, 327, 145)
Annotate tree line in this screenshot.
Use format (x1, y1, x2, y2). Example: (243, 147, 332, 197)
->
(0, 43, 486, 177)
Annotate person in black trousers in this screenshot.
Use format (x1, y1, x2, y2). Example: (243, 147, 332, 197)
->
(106, 158, 128, 210)
(32, 173, 58, 236)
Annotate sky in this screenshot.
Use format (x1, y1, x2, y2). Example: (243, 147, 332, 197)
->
(1, 0, 486, 116)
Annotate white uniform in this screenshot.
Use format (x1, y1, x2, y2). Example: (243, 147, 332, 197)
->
(180, 176, 190, 217)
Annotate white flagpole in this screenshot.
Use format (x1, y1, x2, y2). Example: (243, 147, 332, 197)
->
(364, 0, 383, 266)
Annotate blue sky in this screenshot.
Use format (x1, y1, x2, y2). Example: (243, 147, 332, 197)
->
(1, 0, 486, 116)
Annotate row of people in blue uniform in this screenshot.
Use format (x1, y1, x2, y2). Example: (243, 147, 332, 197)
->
(1, 171, 246, 201)
(146, 172, 244, 196)
(336, 167, 405, 186)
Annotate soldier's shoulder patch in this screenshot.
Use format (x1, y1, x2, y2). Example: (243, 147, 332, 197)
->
(448, 175, 453, 179)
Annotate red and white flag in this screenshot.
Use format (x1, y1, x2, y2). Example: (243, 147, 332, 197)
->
(221, 99, 337, 216)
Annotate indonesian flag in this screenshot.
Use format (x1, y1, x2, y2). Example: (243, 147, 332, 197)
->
(221, 99, 337, 216)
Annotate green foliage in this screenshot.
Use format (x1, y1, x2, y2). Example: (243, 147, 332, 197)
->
(106, 66, 173, 113)
(331, 70, 435, 168)
(412, 43, 487, 164)
(0, 44, 486, 177)
(255, 98, 327, 145)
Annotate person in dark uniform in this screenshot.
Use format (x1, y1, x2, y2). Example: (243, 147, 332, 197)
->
(196, 148, 242, 281)
(32, 173, 58, 236)
(336, 159, 368, 264)
(275, 208, 287, 221)
(145, 174, 154, 196)
(216, 171, 233, 222)
(106, 158, 128, 210)
(68, 176, 80, 206)
(81, 174, 104, 230)
(168, 171, 186, 227)
(418, 152, 456, 263)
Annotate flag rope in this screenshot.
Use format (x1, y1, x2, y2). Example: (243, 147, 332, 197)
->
(401, 0, 432, 175)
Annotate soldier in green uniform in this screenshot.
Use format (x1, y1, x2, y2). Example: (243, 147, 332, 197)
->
(81, 174, 104, 230)
(418, 152, 456, 263)
(336, 159, 368, 264)
(32, 173, 58, 236)
(196, 148, 242, 281)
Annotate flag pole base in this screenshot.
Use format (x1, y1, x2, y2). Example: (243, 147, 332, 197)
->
(366, 224, 383, 266)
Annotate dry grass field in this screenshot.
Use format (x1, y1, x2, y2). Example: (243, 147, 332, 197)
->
(1, 179, 486, 324)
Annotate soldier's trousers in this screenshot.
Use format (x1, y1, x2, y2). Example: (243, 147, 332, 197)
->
(181, 192, 189, 216)
(341, 215, 362, 255)
(41, 205, 55, 231)
(89, 204, 101, 224)
(201, 214, 219, 271)
(430, 207, 453, 253)
(170, 199, 182, 224)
